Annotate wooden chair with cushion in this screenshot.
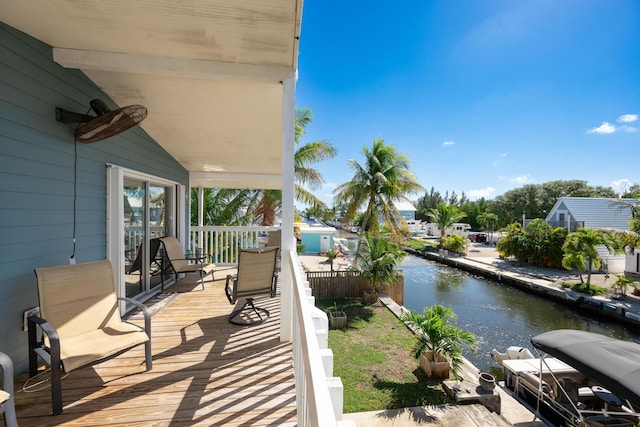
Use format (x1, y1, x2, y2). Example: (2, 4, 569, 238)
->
(159, 237, 216, 290)
(225, 247, 279, 325)
(29, 260, 152, 415)
(0, 352, 18, 427)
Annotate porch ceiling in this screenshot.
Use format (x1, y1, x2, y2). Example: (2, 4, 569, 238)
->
(0, 0, 302, 189)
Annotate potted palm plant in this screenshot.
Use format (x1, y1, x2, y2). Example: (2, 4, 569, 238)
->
(352, 232, 405, 304)
(401, 304, 478, 380)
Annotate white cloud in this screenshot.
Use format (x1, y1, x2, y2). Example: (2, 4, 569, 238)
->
(323, 182, 337, 191)
(620, 125, 637, 133)
(611, 179, 632, 195)
(617, 114, 638, 123)
(587, 122, 616, 134)
(467, 186, 496, 200)
(443, 141, 455, 146)
(493, 152, 508, 167)
(510, 175, 534, 185)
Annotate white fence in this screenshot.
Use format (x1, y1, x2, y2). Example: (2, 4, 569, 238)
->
(189, 226, 279, 264)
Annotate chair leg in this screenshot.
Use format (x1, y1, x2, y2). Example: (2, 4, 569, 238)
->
(228, 298, 270, 325)
(50, 348, 63, 415)
(4, 397, 18, 427)
(144, 340, 153, 371)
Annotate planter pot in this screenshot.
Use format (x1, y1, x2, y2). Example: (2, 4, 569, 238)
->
(329, 311, 347, 329)
(479, 372, 496, 391)
(419, 351, 450, 379)
(363, 290, 378, 304)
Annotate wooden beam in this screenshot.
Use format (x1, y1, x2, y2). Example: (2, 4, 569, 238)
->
(189, 171, 281, 189)
(53, 48, 293, 83)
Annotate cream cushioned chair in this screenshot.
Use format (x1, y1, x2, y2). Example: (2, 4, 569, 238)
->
(225, 247, 279, 325)
(159, 237, 215, 290)
(29, 260, 151, 415)
(0, 352, 18, 427)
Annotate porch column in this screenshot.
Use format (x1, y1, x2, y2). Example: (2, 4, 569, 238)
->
(280, 73, 296, 342)
(197, 186, 204, 250)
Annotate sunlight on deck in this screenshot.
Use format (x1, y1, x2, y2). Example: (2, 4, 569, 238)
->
(12, 270, 296, 427)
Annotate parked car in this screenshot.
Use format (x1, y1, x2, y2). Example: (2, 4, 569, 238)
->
(469, 233, 487, 243)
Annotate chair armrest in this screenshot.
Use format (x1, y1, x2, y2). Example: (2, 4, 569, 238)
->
(271, 272, 279, 297)
(0, 351, 14, 395)
(118, 297, 151, 338)
(28, 316, 60, 348)
(28, 316, 61, 375)
(225, 274, 237, 304)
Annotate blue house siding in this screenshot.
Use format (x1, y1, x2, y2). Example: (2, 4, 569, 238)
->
(0, 21, 189, 371)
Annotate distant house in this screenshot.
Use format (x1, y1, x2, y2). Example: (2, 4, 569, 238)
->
(395, 201, 417, 221)
(545, 197, 635, 232)
(299, 225, 336, 253)
(545, 197, 637, 274)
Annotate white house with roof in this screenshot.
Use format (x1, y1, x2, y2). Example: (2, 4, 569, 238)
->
(545, 197, 638, 274)
(395, 201, 417, 221)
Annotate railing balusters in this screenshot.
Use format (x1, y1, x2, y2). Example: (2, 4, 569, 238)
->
(190, 226, 279, 265)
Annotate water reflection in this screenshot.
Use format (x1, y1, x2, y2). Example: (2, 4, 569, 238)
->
(401, 255, 640, 373)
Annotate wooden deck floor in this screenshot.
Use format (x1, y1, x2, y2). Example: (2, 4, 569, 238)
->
(12, 270, 297, 426)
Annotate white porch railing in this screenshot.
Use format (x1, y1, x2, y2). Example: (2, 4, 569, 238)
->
(189, 226, 279, 264)
(287, 250, 354, 427)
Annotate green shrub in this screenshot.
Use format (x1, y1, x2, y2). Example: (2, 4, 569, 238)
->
(441, 235, 469, 254)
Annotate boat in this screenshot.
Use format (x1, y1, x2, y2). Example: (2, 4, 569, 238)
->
(490, 346, 534, 365)
(333, 237, 351, 254)
(496, 330, 640, 427)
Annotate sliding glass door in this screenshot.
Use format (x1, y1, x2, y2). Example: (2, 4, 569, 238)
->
(108, 165, 181, 301)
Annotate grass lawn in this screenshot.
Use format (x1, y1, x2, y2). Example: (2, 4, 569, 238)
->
(316, 298, 454, 413)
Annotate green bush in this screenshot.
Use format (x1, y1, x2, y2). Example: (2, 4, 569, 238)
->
(497, 220, 567, 268)
(296, 243, 306, 253)
(441, 235, 469, 254)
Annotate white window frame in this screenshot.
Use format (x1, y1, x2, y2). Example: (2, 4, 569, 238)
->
(106, 164, 185, 307)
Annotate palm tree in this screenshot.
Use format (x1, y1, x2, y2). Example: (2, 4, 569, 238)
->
(353, 232, 405, 294)
(253, 108, 337, 225)
(190, 188, 256, 226)
(333, 138, 424, 239)
(428, 202, 466, 245)
(562, 228, 620, 290)
(325, 248, 339, 274)
(401, 304, 478, 379)
(477, 212, 499, 243)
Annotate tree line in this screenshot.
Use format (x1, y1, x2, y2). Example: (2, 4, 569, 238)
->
(415, 180, 639, 230)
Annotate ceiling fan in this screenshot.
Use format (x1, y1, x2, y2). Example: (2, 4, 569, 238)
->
(55, 99, 147, 143)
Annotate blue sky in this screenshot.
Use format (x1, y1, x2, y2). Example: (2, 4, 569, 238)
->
(295, 0, 639, 206)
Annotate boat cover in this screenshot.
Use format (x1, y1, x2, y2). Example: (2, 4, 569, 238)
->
(531, 329, 640, 408)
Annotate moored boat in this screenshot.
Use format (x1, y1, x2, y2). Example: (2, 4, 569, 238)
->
(496, 330, 640, 427)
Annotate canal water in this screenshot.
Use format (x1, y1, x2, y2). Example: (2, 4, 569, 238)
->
(400, 254, 640, 377)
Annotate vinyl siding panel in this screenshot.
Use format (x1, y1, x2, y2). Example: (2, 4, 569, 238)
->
(0, 21, 189, 371)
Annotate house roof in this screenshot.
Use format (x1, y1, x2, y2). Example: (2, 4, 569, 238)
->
(0, 0, 302, 189)
(394, 201, 417, 212)
(546, 197, 636, 230)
